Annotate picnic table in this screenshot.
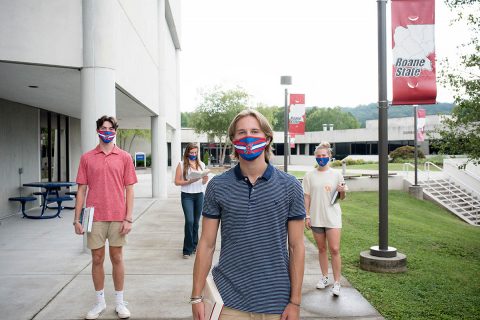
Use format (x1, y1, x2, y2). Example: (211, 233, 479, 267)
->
(19, 182, 76, 219)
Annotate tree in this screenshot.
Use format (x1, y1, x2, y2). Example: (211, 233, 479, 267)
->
(190, 86, 249, 165)
(305, 107, 360, 131)
(117, 129, 151, 153)
(255, 103, 279, 129)
(434, 0, 480, 164)
(181, 112, 193, 128)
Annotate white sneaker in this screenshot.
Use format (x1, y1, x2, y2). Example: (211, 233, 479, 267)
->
(85, 302, 106, 320)
(116, 301, 131, 319)
(331, 282, 341, 296)
(316, 275, 329, 289)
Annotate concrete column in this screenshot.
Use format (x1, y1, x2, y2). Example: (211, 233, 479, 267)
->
(305, 143, 309, 155)
(153, 0, 168, 199)
(409, 185, 423, 200)
(171, 128, 181, 170)
(81, 0, 117, 153)
(152, 116, 167, 198)
(171, 49, 182, 170)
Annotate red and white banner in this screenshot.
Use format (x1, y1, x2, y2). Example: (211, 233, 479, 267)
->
(289, 134, 296, 148)
(417, 108, 426, 141)
(289, 94, 306, 135)
(391, 0, 436, 105)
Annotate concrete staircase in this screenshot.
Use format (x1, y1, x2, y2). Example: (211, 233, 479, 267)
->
(422, 178, 480, 226)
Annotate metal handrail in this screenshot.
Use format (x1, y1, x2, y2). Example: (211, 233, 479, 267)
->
(403, 162, 429, 185)
(423, 161, 443, 184)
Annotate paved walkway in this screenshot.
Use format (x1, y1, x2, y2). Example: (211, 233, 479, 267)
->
(0, 170, 383, 320)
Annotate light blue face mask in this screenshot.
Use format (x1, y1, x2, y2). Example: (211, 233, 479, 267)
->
(316, 157, 330, 167)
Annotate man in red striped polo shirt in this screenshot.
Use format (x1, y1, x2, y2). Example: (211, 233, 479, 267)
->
(73, 115, 137, 319)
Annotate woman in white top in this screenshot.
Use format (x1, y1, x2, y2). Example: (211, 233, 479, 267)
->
(174, 143, 208, 259)
(302, 142, 347, 296)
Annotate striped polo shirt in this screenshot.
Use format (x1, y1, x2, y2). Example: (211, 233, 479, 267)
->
(202, 163, 306, 314)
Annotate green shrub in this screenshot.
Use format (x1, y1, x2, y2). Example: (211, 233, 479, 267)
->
(389, 146, 425, 162)
(331, 160, 342, 167)
(146, 154, 151, 167)
(203, 151, 210, 165)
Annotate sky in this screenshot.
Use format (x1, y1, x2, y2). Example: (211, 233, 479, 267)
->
(179, 0, 471, 112)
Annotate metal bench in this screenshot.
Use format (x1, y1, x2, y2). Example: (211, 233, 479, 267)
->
(8, 196, 37, 218)
(63, 191, 77, 209)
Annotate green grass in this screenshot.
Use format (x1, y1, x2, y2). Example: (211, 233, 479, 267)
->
(305, 191, 480, 320)
(290, 171, 308, 179)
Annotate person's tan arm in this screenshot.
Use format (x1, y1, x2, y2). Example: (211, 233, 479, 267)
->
(120, 184, 134, 235)
(304, 194, 311, 229)
(73, 184, 87, 234)
(191, 217, 220, 320)
(175, 163, 200, 186)
(281, 219, 305, 320)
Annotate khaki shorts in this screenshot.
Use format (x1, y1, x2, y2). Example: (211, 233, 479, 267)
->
(87, 222, 127, 250)
(220, 307, 281, 320)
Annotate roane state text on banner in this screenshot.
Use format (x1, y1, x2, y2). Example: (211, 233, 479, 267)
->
(391, 0, 437, 105)
(289, 94, 306, 135)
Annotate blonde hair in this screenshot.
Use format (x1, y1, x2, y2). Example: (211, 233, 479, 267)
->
(228, 109, 274, 162)
(314, 141, 332, 157)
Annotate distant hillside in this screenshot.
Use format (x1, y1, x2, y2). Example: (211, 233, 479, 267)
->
(340, 102, 454, 127)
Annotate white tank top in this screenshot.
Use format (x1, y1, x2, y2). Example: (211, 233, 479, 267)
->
(179, 161, 206, 194)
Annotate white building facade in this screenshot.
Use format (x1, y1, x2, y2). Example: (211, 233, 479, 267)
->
(126, 114, 445, 166)
(0, 0, 182, 218)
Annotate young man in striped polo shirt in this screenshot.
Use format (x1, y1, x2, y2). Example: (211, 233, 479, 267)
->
(191, 109, 306, 320)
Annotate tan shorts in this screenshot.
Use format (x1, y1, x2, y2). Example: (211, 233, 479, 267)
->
(87, 222, 127, 250)
(220, 307, 281, 320)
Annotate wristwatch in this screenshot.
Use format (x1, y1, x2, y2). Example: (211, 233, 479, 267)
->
(73, 220, 80, 226)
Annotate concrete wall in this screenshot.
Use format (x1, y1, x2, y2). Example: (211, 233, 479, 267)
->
(116, 0, 160, 114)
(163, 27, 180, 128)
(0, 0, 82, 67)
(443, 158, 480, 199)
(344, 175, 405, 192)
(0, 99, 40, 218)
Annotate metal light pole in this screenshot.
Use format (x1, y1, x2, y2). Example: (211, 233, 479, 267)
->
(371, 0, 396, 258)
(360, 0, 406, 273)
(280, 76, 292, 173)
(413, 105, 418, 186)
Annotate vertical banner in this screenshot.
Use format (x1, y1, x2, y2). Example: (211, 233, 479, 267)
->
(289, 134, 296, 148)
(417, 108, 426, 141)
(391, 0, 436, 105)
(289, 94, 306, 135)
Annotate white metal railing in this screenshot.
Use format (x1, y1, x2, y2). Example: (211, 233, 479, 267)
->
(403, 162, 429, 184)
(424, 161, 443, 185)
(425, 177, 480, 225)
(403, 161, 479, 224)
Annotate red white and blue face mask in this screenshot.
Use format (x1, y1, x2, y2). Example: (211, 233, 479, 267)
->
(97, 130, 116, 143)
(316, 157, 330, 167)
(233, 136, 267, 161)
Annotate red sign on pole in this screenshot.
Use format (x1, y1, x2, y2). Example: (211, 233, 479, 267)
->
(417, 108, 426, 142)
(391, 0, 436, 105)
(289, 94, 306, 135)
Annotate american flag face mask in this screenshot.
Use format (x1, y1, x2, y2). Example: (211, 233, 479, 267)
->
(97, 130, 116, 143)
(232, 136, 267, 161)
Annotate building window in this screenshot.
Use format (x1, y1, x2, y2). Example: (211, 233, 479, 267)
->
(299, 144, 306, 155)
